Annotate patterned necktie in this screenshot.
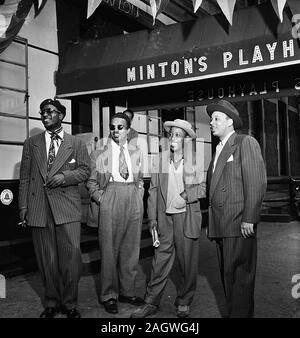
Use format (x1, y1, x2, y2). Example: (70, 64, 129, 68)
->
(119, 145, 129, 180)
(47, 127, 62, 173)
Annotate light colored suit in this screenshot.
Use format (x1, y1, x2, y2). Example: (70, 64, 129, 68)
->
(207, 132, 267, 317)
(18, 131, 90, 309)
(87, 140, 144, 302)
(145, 150, 206, 306)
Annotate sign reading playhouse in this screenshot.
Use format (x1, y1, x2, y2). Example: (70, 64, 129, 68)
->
(126, 37, 300, 86)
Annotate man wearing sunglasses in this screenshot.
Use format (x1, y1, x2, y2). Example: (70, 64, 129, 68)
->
(131, 119, 206, 318)
(87, 113, 144, 314)
(18, 98, 90, 318)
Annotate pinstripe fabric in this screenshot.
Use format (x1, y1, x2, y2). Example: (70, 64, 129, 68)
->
(19, 132, 91, 227)
(32, 201, 82, 309)
(207, 133, 267, 237)
(19, 131, 90, 309)
(215, 236, 257, 318)
(207, 132, 267, 318)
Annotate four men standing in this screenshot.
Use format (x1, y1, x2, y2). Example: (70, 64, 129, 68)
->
(18, 99, 267, 318)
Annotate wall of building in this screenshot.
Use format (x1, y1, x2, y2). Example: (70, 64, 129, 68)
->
(0, 0, 71, 180)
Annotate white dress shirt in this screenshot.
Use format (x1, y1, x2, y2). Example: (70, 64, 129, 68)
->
(45, 129, 64, 158)
(111, 141, 133, 182)
(213, 130, 235, 172)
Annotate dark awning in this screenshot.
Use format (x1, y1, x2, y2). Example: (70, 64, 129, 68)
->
(56, 1, 300, 98)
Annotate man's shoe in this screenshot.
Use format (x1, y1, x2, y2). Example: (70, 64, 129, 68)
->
(61, 307, 81, 318)
(131, 303, 158, 318)
(118, 295, 145, 306)
(40, 307, 60, 318)
(177, 305, 190, 318)
(103, 299, 118, 314)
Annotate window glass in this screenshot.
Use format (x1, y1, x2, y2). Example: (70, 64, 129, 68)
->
(0, 116, 26, 142)
(0, 88, 26, 116)
(0, 144, 23, 179)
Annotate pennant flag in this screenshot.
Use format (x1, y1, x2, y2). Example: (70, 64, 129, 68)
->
(150, 0, 169, 24)
(192, 0, 203, 13)
(216, 0, 236, 25)
(33, 0, 47, 18)
(270, 0, 287, 22)
(0, 0, 34, 54)
(87, 0, 102, 19)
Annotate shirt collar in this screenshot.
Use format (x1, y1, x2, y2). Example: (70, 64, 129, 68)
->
(219, 130, 235, 147)
(45, 128, 64, 140)
(111, 140, 128, 151)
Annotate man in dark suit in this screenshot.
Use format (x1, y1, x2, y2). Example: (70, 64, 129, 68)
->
(87, 113, 144, 314)
(123, 109, 139, 147)
(19, 99, 90, 318)
(206, 99, 267, 318)
(131, 119, 206, 318)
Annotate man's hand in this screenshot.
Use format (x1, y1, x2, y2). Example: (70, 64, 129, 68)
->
(148, 220, 158, 234)
(46, 174, 65, 188)
(19, 209, 27, 227)
(241, 222, 254, 238)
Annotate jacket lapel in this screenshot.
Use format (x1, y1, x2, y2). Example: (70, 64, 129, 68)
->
(48, 132, 73, 178)
(209, 133, 237, 200)
(159, 151, 170, 203)
(32, 132, 47, 182)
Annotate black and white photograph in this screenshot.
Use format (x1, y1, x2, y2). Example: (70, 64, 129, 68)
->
(0, 0, 299, 327)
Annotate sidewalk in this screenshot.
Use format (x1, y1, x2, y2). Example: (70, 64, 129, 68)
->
(0, 221, 299, 318)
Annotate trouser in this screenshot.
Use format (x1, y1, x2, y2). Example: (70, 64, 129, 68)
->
(31, 201, 82, 309)
(215, 236, 257, 318)
(98, 182, 143, 302)
(145, 212, 199, 307)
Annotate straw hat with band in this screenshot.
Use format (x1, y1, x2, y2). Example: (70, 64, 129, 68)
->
(164, 119, 196, 139)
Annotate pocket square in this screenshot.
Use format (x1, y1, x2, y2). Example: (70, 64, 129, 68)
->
(227, 155, 234, 162)
(69, 158, 76, 164)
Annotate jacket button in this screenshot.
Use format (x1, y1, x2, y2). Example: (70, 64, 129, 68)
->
(32, 192, 35, 196)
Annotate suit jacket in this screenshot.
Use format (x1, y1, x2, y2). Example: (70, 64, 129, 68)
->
(86, 139, 144, 227)
(18, 132, 91, 227)
(147, 151, 206, 239)
(207, 133, 267, 238)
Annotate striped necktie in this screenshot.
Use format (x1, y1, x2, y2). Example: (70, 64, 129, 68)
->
(47, 127, 63, 173)
(119, 145, 129, 180)
(213, 141, 223, 173)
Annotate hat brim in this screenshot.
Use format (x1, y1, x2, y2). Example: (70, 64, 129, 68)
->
(207, 103, 243, 129)
(164, 121, 196, 139)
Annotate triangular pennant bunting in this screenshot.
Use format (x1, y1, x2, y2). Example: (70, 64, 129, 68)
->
(87, 0, 103, 19)
(150, 0, 169, 24)
(270, 0, 287, 22)
(192, 0, 203, 13)
(216, 0, 236, 25)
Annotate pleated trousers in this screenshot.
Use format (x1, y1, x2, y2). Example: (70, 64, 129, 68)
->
(98, 182, 143, 302)
(31, 199, 82, 309)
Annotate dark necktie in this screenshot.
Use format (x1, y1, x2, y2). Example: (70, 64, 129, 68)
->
(119, 145, 129, 180)
(47, 128, 62, 173)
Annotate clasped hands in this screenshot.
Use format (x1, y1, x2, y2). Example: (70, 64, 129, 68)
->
(45, 174, 65, 188)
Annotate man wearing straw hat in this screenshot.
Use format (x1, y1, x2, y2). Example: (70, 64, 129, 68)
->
(206, 99, 267, 318)
(131, 119, 206, 318)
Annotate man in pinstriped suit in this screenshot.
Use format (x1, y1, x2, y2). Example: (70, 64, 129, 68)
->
(206, 99, 267, 318)
(18, 99, 90, 318)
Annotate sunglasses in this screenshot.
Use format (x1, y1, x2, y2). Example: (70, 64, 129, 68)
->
(39, 108, 60, 116)
(109, 124, 126, 131)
